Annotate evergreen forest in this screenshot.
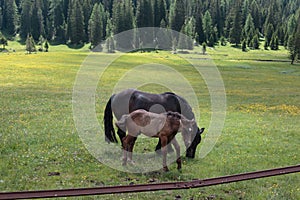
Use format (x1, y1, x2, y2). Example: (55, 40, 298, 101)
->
(0, 0, 299, 59)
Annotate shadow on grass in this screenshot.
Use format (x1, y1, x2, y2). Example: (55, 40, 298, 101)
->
(67, 43, 85, 49)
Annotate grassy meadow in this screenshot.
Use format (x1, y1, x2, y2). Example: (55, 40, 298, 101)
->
(0, 41, 299, 199)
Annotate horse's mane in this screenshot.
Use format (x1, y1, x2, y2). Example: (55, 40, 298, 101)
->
(162, 92, 176, 95)
(174, 95, 195, 120)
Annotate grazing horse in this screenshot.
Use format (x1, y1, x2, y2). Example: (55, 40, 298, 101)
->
(104, 88, 205, 158)
(115, 109, 196, 171)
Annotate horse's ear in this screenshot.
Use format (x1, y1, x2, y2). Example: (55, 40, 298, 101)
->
(199, 127, 205, 134)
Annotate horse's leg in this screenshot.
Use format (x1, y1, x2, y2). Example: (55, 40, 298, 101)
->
(118, 127, 127, 145)
(155, 138, 174, 154)
(171, 138, 181, 170)
(160, 136, 169, 172)
(128, 136, 137, 164)
(122, 136, 129, 166)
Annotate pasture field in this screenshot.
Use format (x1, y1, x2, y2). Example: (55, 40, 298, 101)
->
(0, 42, 299, 199)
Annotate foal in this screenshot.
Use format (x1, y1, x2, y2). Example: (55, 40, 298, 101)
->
(115, 109, 195, 171)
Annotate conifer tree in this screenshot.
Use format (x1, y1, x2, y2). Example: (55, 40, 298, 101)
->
(0, 7, 3, 30)
(202, 42, 207, 55)
(229, 0, 242, 46)
(82, 0, 93, 42)
(68, 0, 85, 44)
(136, 0, 153, 28)
(0, 32, 8, 49)
(44, 40, 49, 52)
(3, 0, 18, 35)
(202, 10, 213, 43)
(264, 1, 281, 32)
(177, 30, 187, 50)
(251, 34, 260, 49)
(112, 0, 134, 34)
(242, 39, 247, 51)
(26, 33, 36, 53)
(153, 0, 166, 27)
(287, 15, 297, 37)
(264, 40, 268, 50)
(31, 1, 45, 41)
(210, 0, 223, 37)
(192, 0, 205, 44)
(49, 0, 66, 42)
(265, 23, 274, 47)
(112, 0, 134, 49)
(169, 0, 185, 32)
(20, 0, 32, 39)
(179, 17, 195, 50)
(243, 13, 255, 47)
(250, 0, 260, 31)
(288, 15, 300, 64)
(88, 3, 103, 48)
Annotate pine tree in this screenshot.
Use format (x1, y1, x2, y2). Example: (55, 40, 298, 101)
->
(26, 33, 36, 53)
(82, 0, 93, 43)
(242, 39, 247, 51)
(177, 29, 187, 50)
(112, 0, 134, 34)
(251, 34, 260, 49)
(220, 36, 226, 46)
(250, 0, 261, 31)
(153, 0, 166, 27)
(243, 13, 255, 47)
(288, 15, 300, 64)
(31, 1, 45, 41)
(241, 0, 250, 25)
(287, 14, 297, 37)
(179, 17, 195, 50)
(68, 0, 85, 44)
(112, 0, 134, 49)
(202, 10, 213, 43)
(210, 0, 223, 37)
(0, 7, 3, 30)
(88, 3, 103, 48)
(264, 1, 281, 33)
(0, 32, 8, 49)
(191, 0, 205, 44)
(229, 0, 242, 46)
(136, 0, 153, 28)
(264, 40, 268, 50)
(106, 36, 115, 53)
(49, 0, 66, 42)
(202, 42, 207, 55)
(169, 0, 185, 32)
(44, 40, 49, 52)
(20, 0, 32, 39)
(265, 23, 274, 47)
(2, 0, 18, 35)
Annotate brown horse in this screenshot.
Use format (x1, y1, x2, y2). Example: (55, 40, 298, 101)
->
(115, 109, 196, 172)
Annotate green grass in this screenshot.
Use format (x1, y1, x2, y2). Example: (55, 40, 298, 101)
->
(0, 44, 299, 199)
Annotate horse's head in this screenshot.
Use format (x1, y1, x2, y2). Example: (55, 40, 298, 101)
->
(186, 127, 205, 158)
(180, 116, 196, 148)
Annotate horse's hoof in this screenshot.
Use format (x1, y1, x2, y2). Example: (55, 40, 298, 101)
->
(127, 160, 136, 165)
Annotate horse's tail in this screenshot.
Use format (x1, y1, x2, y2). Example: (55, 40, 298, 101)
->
(104, 95, 118, 143)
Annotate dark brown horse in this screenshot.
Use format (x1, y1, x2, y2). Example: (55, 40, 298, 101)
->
(104, 89, 205, 158)
(115, 109, 195, 171)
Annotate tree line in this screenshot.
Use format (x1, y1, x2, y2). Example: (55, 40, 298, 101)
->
(0, 0, 299, 61)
